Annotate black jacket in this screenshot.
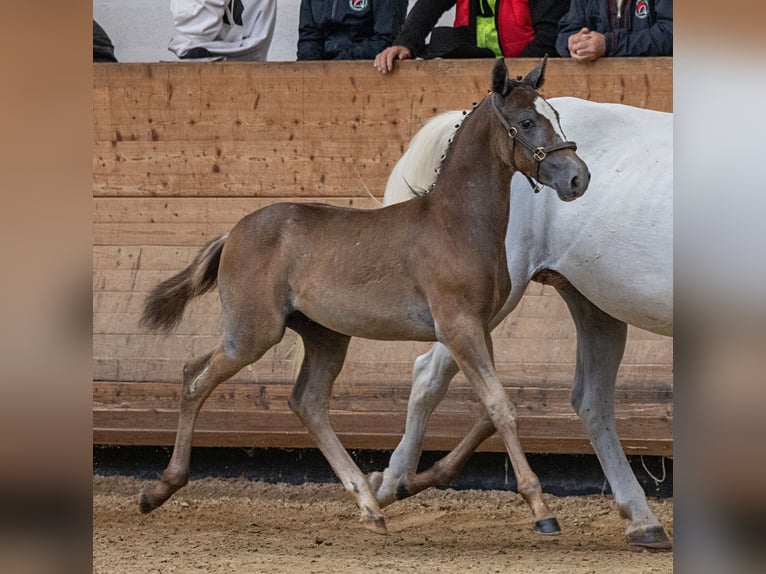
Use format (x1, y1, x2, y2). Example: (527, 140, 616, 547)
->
(93, 20, 118, 62)
(393, 0, 570, 59)
(556, 0, 672, 57)
(298, 0, 408, 60)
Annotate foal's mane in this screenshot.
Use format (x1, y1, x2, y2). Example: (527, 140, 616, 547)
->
(418, 98, 482, 195)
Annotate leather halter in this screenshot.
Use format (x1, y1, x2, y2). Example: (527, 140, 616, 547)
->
(491, 92, 578, 193)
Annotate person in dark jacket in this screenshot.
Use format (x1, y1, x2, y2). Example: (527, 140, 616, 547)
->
(373, 0, 569, 74)
(298, 0, 408, 60)
(93, 20, 118, 62)
(556, 0, 672, 61)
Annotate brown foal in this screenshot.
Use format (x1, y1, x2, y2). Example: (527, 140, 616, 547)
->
(138, 57, 590, 535)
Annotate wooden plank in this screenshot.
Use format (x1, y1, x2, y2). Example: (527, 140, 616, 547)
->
(93, 355, 671, 389)
(93, 197, 382, 224)
(93, 143, 395, 199)
(91, 430, 673, 456)
(93, 381, 673, 416)
(92, 425, 672, 456)
(93, 198, 383, 246)
(93, 59, 672, 199)
(93, 328, 670, 383)
(92, 391, 672, 456)
(92, 342, 671, 386)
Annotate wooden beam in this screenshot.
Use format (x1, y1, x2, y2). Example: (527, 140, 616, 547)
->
(93, 381, 672, 456)
(93, 59, 672, 199)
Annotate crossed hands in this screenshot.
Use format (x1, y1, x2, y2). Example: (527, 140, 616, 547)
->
(567, 27, 606, 62)
(373, 45, 412, 74)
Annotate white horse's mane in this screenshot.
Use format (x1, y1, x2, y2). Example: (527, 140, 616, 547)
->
(383, 110, 465, 206)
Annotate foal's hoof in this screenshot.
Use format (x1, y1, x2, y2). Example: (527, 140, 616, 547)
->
(138, 491, 159, 514)
(533, 517, 561, 535)
(627, 526, 672, 550)
(360, 515, 388, 535)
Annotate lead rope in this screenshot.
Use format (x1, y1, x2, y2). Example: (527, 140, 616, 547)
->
(640, 455, 668, 486)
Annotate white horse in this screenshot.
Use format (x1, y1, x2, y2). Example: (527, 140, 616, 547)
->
(371, 97, 673, 549)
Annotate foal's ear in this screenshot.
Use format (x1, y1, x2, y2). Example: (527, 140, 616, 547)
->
(523, 54, 548, 90)
(491, 58, 509, 95)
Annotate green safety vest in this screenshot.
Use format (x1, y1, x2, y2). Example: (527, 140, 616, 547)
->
(476, 0, 503, 58)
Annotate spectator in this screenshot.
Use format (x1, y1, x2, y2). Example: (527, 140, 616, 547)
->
(93, 20, 118, 62)
(373, 0, 570, 74)
(298, 0, 408, 60)
(168, 0, 276, 61)
(556, 0, 672, 62)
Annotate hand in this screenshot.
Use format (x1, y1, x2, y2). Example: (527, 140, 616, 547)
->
(373, 45, 412, 74)
(567, 27, 606, 62)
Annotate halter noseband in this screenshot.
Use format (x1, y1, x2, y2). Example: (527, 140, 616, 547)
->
(491, 93, 578, 193)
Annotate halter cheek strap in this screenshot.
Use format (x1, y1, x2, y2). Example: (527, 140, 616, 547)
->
(491, 93, 578, 193)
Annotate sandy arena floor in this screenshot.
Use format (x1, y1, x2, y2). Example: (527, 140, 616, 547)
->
(93, 475, 672, 573)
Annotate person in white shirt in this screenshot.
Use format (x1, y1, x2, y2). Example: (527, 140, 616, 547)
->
(168, 0, 276, 61)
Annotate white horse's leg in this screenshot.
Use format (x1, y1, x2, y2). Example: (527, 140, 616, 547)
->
(555, 280, 672, 549)
(369, 342, 459, 506)
(370, 288, 525, 507)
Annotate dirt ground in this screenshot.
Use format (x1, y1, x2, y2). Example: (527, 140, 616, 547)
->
(93, 475, 673, 573)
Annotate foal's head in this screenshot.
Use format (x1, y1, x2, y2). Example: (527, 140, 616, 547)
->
(488, 57, 590, 202)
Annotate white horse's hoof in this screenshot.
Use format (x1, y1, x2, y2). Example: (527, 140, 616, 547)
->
(627, 525, 672, 550)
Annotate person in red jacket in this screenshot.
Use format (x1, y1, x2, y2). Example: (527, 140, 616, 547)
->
(374, 0, 569, 74)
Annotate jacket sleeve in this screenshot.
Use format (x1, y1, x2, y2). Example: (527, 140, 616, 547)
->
(334, 0, 408, 60)
(297, 0, 325, 60)
(392, 0, 458, 58)
(605, 0, 673, 56)
(555, 0, 590, 57)
(521, 0, 571, 58)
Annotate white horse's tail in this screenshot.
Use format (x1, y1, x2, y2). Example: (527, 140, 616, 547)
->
(383, 110, 464, 206)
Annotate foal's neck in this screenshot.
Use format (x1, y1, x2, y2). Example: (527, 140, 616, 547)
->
(426, 101, 514, 235)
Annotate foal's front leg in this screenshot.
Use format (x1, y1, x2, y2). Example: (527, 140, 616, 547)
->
(437, 315, 559, 534)
(288, 320, 387, 534)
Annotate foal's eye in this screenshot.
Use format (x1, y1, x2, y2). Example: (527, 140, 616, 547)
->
(519, 119, 534, 129)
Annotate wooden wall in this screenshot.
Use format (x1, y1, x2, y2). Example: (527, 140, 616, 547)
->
(93, 58, 673, 456)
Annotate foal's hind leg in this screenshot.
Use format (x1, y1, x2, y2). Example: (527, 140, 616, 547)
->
(139, 341, 263, 513)
(555, 281, 671, 550)
(288, 317, 388, 534)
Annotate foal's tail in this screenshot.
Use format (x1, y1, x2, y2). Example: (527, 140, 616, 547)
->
(140, 234, 228, 333)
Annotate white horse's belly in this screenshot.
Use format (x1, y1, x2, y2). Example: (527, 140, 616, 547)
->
(556, 248, 673, 336)
(509, 196, 673, 336)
